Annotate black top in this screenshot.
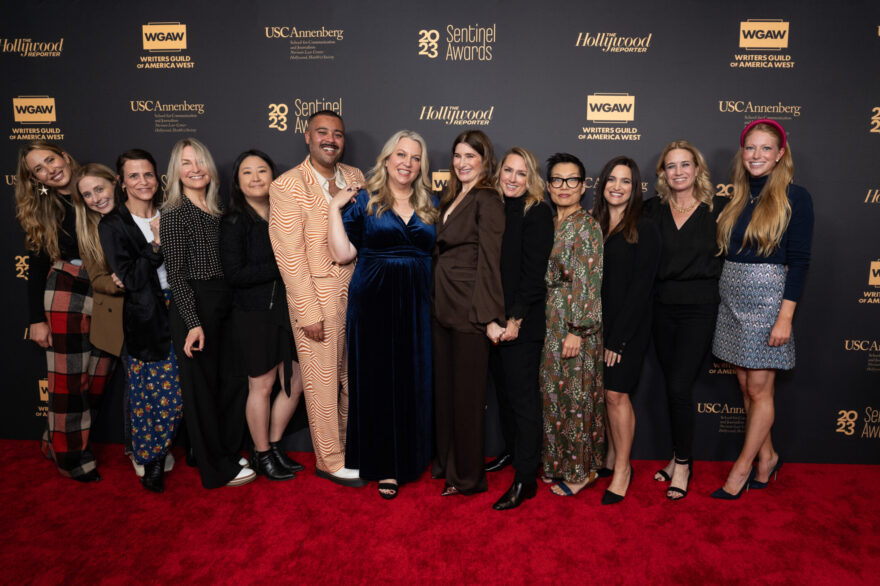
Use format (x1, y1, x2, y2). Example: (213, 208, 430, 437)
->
(99, 205, 170, 362)
(643, 195, 728, 305)
(27, 193, 80, 324)
(601, 216, 662, 354)
(498, 197, 554, 344)
(725, 176, 814, 302)
(219, 210, 288, 313)
(158, 195, 224, 330)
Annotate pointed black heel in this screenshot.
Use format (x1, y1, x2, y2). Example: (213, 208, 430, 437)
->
(749, 458, 782, 489)
(711, 469, 755, 500)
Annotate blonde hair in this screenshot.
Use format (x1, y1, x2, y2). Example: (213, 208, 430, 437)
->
(14, 140, 79, 260)
(494, 147, 545, 214)
(717, 123, 793, 256)
(71, 163, 116, 271)
(655, 139, 715, 211)
(162, 138, 222, 216)
(364, 130, 438, 224)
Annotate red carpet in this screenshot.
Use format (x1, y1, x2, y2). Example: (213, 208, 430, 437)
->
(1, 440, 877, 585)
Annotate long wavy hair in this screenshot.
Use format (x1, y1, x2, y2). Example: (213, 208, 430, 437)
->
(655, 139, 715, 211)
(717, 123, 794, 256)
(591, 156, 643, 244)
(71, 163, 116, 271)
(364, 130, 437, 224)
(15, 140, 79, 260)
(162, 138, 222, 216)
(494, 147, 545, 214)
(440, 129, 498, 209)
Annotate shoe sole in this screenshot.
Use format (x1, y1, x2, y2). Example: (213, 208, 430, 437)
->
(316, 468, 367, 487)
(226, 471, 257, 487)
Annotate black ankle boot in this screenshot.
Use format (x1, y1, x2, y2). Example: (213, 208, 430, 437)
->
(255, 450, 295, 480)
(142, 457, 165, 493)
(269, 441, 304, 472)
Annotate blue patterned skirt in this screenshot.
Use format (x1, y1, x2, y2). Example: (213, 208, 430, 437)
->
(712, 261, 795, 370)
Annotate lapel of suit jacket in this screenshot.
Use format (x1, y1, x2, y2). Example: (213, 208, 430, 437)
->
(439, 189, 477, 235)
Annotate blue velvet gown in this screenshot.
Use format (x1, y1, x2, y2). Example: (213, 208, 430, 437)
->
(342, 190, 435, 483)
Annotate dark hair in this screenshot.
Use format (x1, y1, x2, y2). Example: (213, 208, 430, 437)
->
(228, 149, 277, 217)
(306, 109, 343, 128)
(440, 129, 498, 209)
(545, 153, 585, 182)
(115, 148, 161, 207)
(591, 156, 643, 244)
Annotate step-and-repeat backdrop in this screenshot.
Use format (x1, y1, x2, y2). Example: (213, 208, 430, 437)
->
(3, 1, 878, 463)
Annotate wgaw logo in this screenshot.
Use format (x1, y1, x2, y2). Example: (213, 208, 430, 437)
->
(142, 22, 187, 52)
(739, 20, 789, 50)
(432, 170, 450, 192)
(587, 93, 634, 123)
(870, 261, 880, 287)
(13, 96, 55, 124)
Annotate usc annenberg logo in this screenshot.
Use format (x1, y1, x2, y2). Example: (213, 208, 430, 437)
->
(13, 96, 56, 124)
(587, 93, 635, 123)
(142, 22, 187, 52)
(739, 20, 789, 50)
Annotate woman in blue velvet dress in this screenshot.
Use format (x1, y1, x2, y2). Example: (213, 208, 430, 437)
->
(327, 130, 438, 499)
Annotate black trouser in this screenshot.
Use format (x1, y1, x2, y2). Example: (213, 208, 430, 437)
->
(652, 302, 717, 461)
(169, 279, 243, 489)
(488, 340, 543, 484)
(432, 320, 489, 494)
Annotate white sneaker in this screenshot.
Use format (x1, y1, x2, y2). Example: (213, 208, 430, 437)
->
(238, 457, 249, 467)
(130, 454, 145, 478)
(164, 452, 175, 472)
(334, 467, 361, 479)
(227, 466, 256, 487)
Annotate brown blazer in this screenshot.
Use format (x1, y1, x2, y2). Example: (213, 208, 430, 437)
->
(85, 255, 124, 356)
(433, 187, 506, 334)
(268, 157, 365, 328)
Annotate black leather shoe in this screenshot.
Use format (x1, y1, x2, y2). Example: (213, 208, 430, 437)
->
(485, 452, 513, 473)
(492, 480, 537, 511)
(254, 450, 295, 481)
(142, 457, 165, 493)
(74, 469, 101, 483)
(269, 441, 305, 472)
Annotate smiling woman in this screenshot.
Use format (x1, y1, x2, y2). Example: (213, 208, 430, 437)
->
(14, 141, 114, 482)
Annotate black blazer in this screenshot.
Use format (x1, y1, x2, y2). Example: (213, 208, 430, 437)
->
(498, 197, 554, 344)
(98, 205, 170, 362)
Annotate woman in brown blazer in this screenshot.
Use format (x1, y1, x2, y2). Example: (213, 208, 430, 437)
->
(72, 164, 124, 358)
(432, 130, 506, 496)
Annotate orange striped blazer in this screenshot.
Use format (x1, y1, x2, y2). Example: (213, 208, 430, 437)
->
(268, 157, 365, 328)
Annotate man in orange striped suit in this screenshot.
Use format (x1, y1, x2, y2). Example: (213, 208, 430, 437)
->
(268, 111, 366, 487)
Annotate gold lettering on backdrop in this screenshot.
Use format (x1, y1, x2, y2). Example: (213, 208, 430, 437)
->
(870, 107, 880, 133)
(836, 410, 857, 436)
(268, 104, 288, 132)
(418, 29, 439, 58)
(15, 255, 29, 280)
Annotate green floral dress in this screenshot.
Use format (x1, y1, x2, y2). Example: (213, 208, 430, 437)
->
(541, 208, 605, 483)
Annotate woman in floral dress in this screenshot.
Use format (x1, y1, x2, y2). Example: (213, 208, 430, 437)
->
(540, 153, 605, 496)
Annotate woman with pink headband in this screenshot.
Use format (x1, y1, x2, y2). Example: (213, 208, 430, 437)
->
(711, 119, 814, 499)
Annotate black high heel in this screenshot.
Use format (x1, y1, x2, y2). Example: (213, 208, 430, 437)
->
(749, 458, 782, 489)
(601, 466, 633, 505)
(666, 458, 692, 501)
(711, 469, 755, 500)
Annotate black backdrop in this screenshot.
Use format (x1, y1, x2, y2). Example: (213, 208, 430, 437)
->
(3, 0, 879, 464)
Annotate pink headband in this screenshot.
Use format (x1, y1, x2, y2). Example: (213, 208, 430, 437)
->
(740, 118, 787, 150)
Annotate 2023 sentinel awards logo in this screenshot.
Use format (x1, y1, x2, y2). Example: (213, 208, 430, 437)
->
(137, 22, 196, 69)
(578, 93, 641, 142)
(9, 95, 64, 141)
(418, 23, 496, 61)
(268, 97, 343, 134)
(730, 19, 795, 69)
(265, 25, 343, 60)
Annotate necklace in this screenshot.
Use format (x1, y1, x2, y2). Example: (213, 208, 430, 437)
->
(669, 198, 698, 213)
